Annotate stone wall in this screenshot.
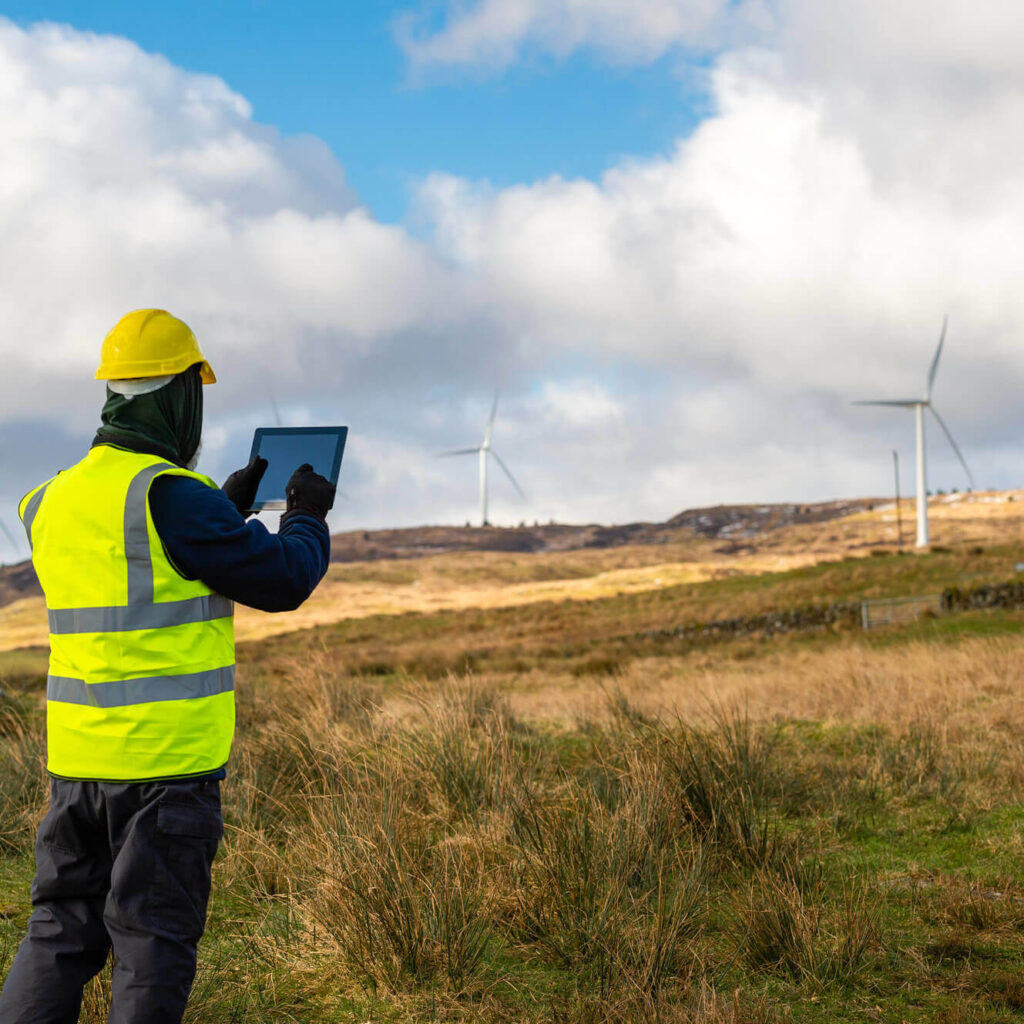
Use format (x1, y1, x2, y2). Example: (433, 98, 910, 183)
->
(638, 577, 1024, 649)
(638, 600, 862, 644)
(941, 581, 1024, 612)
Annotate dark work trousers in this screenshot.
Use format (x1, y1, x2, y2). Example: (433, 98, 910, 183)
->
(0, 777, 223, 1024)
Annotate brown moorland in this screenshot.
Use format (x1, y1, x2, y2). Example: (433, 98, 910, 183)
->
(0, 494, 1023, 1020)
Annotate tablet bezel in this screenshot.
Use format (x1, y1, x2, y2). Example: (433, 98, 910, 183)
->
(246, 425, 348, 513)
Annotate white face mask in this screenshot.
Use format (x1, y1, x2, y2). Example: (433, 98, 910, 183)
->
(186, 440, 203, 472)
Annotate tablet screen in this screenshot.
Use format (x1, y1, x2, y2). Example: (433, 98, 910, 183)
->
(247, 426, 347, 512)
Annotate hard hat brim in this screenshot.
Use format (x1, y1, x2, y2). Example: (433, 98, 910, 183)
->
(95, 359, 217, 385)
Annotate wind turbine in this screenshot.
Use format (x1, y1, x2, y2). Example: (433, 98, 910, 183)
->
(438, 392, 524, 527)
(0, 514, 19, 565)
(854, 316, 974, 548)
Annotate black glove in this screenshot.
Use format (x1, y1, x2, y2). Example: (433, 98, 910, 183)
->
(221, 456, 268, 518)
(282, 463, 335, 523)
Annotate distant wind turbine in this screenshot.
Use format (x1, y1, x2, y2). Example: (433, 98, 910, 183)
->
(854, 316, 974, 548)
(0, 514, 19, 562)
(438, 392, 524, 527)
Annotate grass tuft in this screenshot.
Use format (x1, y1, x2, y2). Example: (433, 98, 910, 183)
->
(656, 710, 779, 869)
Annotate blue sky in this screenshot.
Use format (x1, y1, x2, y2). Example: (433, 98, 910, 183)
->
(3, 0, 702, 222)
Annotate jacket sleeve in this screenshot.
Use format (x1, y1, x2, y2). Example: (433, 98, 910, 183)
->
(148, 475, 330, 612)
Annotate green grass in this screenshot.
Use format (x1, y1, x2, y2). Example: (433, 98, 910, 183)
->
(865, 606, 1024, 646)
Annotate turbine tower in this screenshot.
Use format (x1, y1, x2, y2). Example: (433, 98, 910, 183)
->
(439, 392, 524, 527)
(854, 316, 974, 548)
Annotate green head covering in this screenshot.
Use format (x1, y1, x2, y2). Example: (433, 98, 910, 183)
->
(92, 364, 204, 468)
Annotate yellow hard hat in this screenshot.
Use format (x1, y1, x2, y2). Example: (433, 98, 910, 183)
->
(95, 309, 216, 384)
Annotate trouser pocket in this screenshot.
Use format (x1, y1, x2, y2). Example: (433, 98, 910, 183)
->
(109, 781, 223, 946)
(152, 785, 223, 942)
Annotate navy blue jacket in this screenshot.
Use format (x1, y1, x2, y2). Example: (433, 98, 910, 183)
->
(148, 476, 330, 612)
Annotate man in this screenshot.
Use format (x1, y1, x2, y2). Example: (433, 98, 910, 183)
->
(0, 309, 335, 1024)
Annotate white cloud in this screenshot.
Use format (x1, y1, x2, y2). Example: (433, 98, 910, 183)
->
(396, 0, 763, 72)
(0, 18, 462, 393)
(0, 17, 491, 556)
(407, 5, 1024, 519)
(535, 380, 625, 429)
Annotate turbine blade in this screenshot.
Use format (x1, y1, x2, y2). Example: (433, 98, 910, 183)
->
(484, 391, 499, 446)
(489, 450, 525, 498)
(929, 405, 975, 490)
(270, 394, 283, 427)
(926, 314, 948, 402)
(0, 514, 18, 554)
(437, 447, 481, 457)
(852, 400, 921, 407)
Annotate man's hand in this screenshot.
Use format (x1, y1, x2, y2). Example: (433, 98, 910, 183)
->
(221, 456, 268, 518)
(283, 463, 335, 522)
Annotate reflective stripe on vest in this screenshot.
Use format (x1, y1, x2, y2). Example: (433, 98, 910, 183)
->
(23, 447, 236, 782)
(48, 665, 235, 707)
(48, 592, 234, 634)
(20, 482, 50, 548)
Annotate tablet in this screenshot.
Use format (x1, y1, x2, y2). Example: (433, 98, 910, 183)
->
(247, 426, 347, 512)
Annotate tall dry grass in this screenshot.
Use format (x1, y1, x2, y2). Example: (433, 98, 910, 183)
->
(0, 690, 45, 856)
(2, 629, 1024, 1020)
(214, 663, 917, 1018)
(507, 631, 1024, 741)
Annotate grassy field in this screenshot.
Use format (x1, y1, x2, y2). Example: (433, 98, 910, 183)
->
(4, 489, 1024, 652)
(2, 523, 1024, 1020)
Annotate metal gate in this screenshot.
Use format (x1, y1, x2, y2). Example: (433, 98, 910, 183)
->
(860, 594, 943, 630)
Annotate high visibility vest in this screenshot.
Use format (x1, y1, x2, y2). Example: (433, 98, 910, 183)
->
(19, 444, 235, 781)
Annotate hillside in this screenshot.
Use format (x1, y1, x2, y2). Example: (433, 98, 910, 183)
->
(0, 562, 41, 611)
(0, 496, 879, 609)
(326, 497, 879, 562)
(2, 490, 1022, 653)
